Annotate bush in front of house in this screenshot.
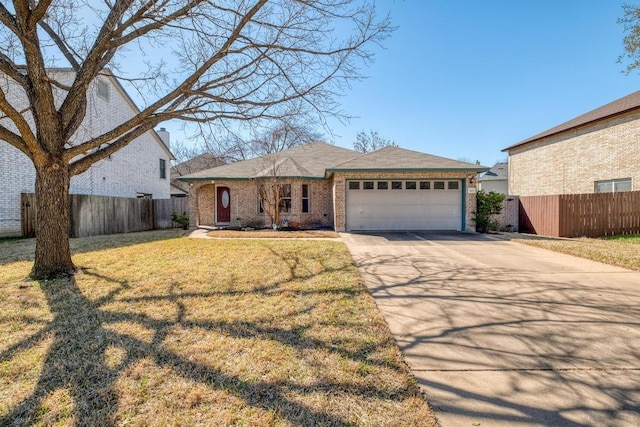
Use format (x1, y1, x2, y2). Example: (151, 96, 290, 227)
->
(474, 190, 506, 233)
(171, 212, 190, 229)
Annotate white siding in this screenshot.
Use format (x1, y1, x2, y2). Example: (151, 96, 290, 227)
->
(478, 180, 508, 194)
(0, 71, 171, 236)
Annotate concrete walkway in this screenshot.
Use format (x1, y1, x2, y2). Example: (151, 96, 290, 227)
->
(341, 231, 640, 427)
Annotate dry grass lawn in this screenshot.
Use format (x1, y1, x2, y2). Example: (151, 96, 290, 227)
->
(0, 230, 436, 426)
(511, 234, 640, 271)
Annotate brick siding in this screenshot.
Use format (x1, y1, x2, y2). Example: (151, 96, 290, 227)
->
(190, 179, 333, 229)
(508, 109, 640, 196)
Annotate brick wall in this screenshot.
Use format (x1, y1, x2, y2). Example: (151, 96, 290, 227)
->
(332, 171, 478, 232)
(190, 179, 333, 228)
(508, 109, 640, 196)
(0, 71, 171, 236)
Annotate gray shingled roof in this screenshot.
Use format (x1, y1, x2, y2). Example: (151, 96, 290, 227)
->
(504, 90, 640, 151)
(328, 146, 488, 172)
(179, 142, 488, 181)
(479, 162, 508, 182)
(179, 142, 360, 180)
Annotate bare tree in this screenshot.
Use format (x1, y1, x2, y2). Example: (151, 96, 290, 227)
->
(619, 4, 640, 73)
(170, 140, 225, 193)
(353, 129, 397, 153)
(0, 1, 391, 278)
(258, 181, 288, 229)
(170, 141, 224, 177)
(250, 120, 323, 155)
(207, 119, 323, 162)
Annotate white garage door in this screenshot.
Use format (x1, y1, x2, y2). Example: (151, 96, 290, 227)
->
(345, 179, 463, 231)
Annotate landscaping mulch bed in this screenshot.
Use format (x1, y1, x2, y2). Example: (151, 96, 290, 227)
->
(207, 229, 339, 239)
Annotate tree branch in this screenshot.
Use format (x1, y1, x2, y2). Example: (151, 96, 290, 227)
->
(0, 85, 39, 153)
(68, 118, 161, 176)
(29, 0, 53, 27)
(0, 4, 21, 38)
(0, 124, 30, 157)
(37, 20, 81, 70)
(0, 53, 27, 86)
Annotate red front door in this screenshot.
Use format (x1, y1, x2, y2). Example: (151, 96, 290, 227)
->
(216, 187, 231, 223)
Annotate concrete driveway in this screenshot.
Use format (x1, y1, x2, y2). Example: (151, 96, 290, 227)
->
(341, 231, 640, 427)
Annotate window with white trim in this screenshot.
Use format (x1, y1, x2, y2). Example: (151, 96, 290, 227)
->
(302, 184, 309, 213)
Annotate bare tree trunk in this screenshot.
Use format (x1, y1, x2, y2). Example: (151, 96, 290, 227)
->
(31, 161, 76, 279)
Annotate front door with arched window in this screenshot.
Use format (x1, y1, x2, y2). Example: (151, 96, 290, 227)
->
(216, 187, 231, 224)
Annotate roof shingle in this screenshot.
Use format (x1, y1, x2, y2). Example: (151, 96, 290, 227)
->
(179, 142, 488, 181)
(179, 142, 360, 180)
(328, 146, 487, 172)
(504, 90, 640, 151)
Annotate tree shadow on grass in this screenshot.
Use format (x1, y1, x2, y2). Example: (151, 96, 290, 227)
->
(0, 229, 184, 266)
(1, 278, 118, 426)
(1, 249, 424, 425)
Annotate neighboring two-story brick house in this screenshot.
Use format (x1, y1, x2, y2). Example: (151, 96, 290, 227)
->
(0, 70, 173, 236)
(180, 142, 487, 232)
(503, 91, 640, 196)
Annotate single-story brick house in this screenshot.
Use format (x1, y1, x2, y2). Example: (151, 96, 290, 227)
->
(503, 90, 640, 196)
(179, 142, 488, 232)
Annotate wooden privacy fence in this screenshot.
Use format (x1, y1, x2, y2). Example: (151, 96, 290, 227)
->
(493, 196, 519, 232)
(21, 193, 189, 238)
(519, 191, 640, 237)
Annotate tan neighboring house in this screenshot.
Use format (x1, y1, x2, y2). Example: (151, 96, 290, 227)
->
(503, 91, 640, 196)
(478, 162, 508, 194)
(179, 142, 488, 232)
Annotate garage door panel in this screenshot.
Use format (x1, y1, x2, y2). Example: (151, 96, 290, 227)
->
(346, 182, 462, 231)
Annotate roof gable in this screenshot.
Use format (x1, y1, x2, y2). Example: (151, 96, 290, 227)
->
(328, 146, 488, 172)
(479, 162, 508, 181)
(38, 68, 175, 160)
(179, 142, 361, 180)
(504, 90, 640, 152)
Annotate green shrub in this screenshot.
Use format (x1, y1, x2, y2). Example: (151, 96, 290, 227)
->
(473, 191, 505, 233)
(171, 212, 190, 229)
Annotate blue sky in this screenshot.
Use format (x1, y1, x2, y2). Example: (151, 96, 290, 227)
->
(322, 0, 640, 165)
(164, 1, 639, 166)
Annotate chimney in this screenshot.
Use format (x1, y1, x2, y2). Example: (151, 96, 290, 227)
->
(157, 127, 170, 148)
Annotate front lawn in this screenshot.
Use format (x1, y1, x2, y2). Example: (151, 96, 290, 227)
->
(512, 233, 640, 271)
(0, 230, 436, 426)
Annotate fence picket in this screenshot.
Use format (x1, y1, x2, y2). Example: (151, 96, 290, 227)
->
(520, 190, 640, 237)
(21, 193, 189, 238)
